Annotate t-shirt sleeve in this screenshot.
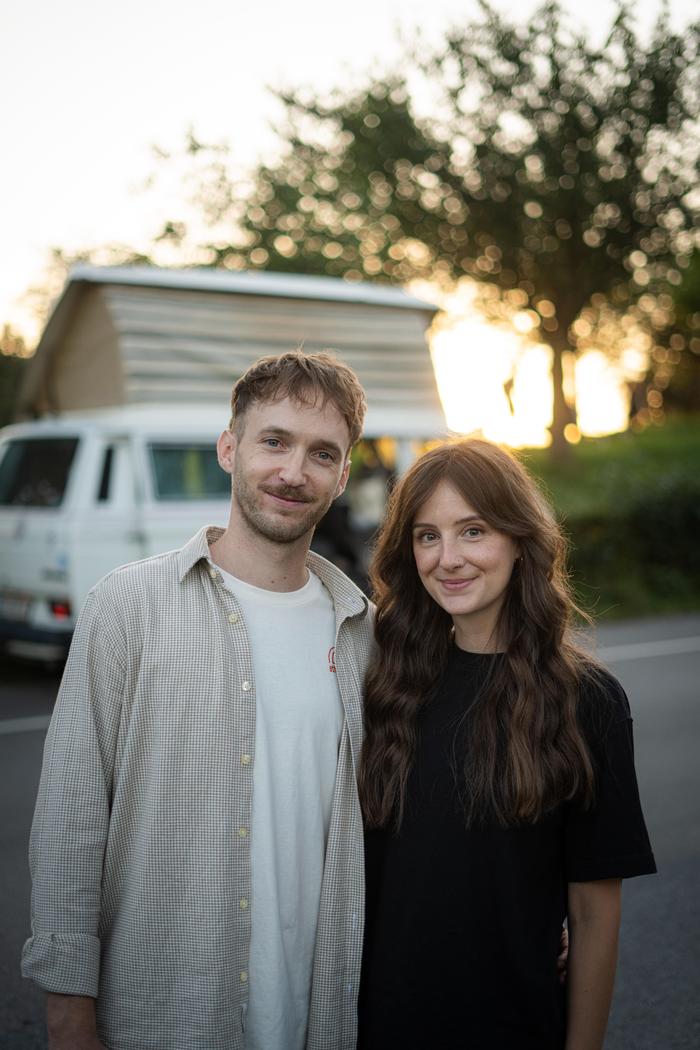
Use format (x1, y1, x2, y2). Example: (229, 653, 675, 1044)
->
(564, 671, 657, 883)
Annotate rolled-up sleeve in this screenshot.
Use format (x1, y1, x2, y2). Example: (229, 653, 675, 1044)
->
(21, 588, 125, 995)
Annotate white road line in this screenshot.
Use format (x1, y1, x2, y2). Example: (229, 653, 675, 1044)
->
(597, 636, 700, 663)
(0, 714, 52, 735)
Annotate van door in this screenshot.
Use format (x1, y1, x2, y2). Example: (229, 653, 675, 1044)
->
(136, 435, 230, 556)
(71, 435, 147, 613)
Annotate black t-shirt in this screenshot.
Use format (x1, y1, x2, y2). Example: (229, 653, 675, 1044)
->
(358, 646, 656, 1050)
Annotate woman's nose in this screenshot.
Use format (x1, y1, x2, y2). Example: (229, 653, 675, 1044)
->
(439, 542, 465, 570)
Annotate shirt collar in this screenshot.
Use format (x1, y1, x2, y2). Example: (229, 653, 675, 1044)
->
(176, 525, 223, 582)
(177, 525, 368, 619)
(305, 548, 368, 619)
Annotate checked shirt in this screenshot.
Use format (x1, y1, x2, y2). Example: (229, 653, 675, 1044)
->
(22, 526, 374, 1050)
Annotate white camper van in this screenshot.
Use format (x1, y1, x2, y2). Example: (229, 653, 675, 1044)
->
(0, 406, 230, 662)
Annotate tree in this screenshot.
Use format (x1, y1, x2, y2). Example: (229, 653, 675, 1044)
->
(0, 325, 31, 428)
(663, 249, 700, 413)
(158, 1, 698, 456)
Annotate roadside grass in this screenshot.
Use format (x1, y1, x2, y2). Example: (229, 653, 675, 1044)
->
(521, 415, 700, 518)
(520, 416, 700, 620)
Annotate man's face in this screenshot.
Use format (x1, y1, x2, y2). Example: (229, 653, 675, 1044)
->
(218, 395, 352, 545)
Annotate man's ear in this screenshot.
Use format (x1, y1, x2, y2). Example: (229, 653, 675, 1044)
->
(216, 429, 236, 475)
(334, 458, 351, 499)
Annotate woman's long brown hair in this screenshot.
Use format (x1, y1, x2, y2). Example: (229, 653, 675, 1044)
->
(359, 439, 599, 829)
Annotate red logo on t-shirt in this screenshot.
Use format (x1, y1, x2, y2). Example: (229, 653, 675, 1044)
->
(328, 647, 337, 673)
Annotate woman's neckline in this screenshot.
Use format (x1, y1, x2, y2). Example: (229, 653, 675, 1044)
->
(451, 641, 505, 657)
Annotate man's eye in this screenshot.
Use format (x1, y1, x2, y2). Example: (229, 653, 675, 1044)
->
(263, 438, 281, 448)
(316, 451, 334, 462)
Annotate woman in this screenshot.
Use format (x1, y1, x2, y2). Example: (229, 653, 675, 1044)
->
(358, 439, 655, 1050)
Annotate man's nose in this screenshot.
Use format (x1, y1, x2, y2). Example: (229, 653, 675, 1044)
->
(277, 452, 306, 487)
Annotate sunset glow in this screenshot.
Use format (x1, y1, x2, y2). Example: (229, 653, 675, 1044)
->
(428, 308, 632, 448)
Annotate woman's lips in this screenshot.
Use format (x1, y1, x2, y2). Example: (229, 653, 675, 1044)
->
(438, 578, 476, 591)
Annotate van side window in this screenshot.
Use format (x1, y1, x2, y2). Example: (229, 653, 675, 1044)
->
(97, 446, 114, 502)
(148, 444, 229, 501)
(0, 438, 79, 507)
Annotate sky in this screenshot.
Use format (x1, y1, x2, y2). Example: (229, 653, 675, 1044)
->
(1, 0, 692, 346)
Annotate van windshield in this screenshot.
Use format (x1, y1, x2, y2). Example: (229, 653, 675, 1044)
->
(149, 443, 230, 501)
(0, 437, 79, 507)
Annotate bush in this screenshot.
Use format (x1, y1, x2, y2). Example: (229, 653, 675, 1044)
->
(564, 470, 700, 619)
(519, 418, 700, 619)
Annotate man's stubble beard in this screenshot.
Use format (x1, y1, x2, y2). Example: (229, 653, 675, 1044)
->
(232, 465, 335, 545)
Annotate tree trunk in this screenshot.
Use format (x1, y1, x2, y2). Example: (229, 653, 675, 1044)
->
(549, 336, 576, 463)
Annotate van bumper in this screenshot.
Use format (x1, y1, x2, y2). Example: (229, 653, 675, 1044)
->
(0, 621, 73, 662)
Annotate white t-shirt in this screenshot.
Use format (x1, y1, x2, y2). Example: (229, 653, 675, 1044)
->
(217, 566, 343, 1050)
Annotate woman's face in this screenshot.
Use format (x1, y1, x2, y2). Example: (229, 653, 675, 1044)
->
(411, 480, 519, 652)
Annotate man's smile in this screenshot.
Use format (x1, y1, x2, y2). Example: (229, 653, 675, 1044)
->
(262, 486, 313, 507)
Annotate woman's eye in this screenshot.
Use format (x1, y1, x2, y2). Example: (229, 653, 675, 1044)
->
(316, 451, 334, 462)
(465, 526, 483, 538)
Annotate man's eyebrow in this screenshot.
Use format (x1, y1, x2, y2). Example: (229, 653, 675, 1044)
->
(257, 426, 344, 458)
(257, 426, 292, 439)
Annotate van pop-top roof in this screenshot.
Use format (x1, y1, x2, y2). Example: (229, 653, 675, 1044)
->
(18, 265, 446, 441)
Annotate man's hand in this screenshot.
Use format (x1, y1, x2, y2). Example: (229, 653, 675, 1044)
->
(557, 923, 569, 985)
(46, 993, 107, 1050)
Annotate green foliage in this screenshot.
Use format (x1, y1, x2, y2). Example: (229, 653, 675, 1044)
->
(203, 1, 697, 454)
(0, 356, 29, 429)
(522, 416, 700, 514)
(665, 250, 700, 412)
(0, 327, 30, 429)
(522, 417, 700, 617)
(236, 4, 699, 294)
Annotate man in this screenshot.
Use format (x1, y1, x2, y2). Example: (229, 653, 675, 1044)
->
(22, 351, 373, 1050)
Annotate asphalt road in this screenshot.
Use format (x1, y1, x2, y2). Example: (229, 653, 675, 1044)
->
(2, 614, 699, 1049)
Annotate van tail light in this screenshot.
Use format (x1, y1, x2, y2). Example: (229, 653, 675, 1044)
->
(49, 600, 72, 620)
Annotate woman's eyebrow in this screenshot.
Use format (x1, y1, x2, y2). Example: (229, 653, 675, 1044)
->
(413, 515, 482, 529)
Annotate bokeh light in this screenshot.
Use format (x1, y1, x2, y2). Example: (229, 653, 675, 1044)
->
(427, 294, 632, 447)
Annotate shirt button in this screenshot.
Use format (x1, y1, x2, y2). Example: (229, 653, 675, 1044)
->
(239, 898, 249, 910)
(238, 827, 249, 838)
(209, 568, 217, 579)
(240, 971, 248, 984)
(242, 681, 252, 692)
(240, 754, 252, 766)
(228, 612, 239, 624)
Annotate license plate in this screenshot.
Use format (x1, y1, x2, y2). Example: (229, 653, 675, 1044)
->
(0, 592, 31, 622)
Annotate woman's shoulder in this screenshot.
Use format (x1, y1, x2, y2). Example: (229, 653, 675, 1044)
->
(576, 662, 631, 739)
